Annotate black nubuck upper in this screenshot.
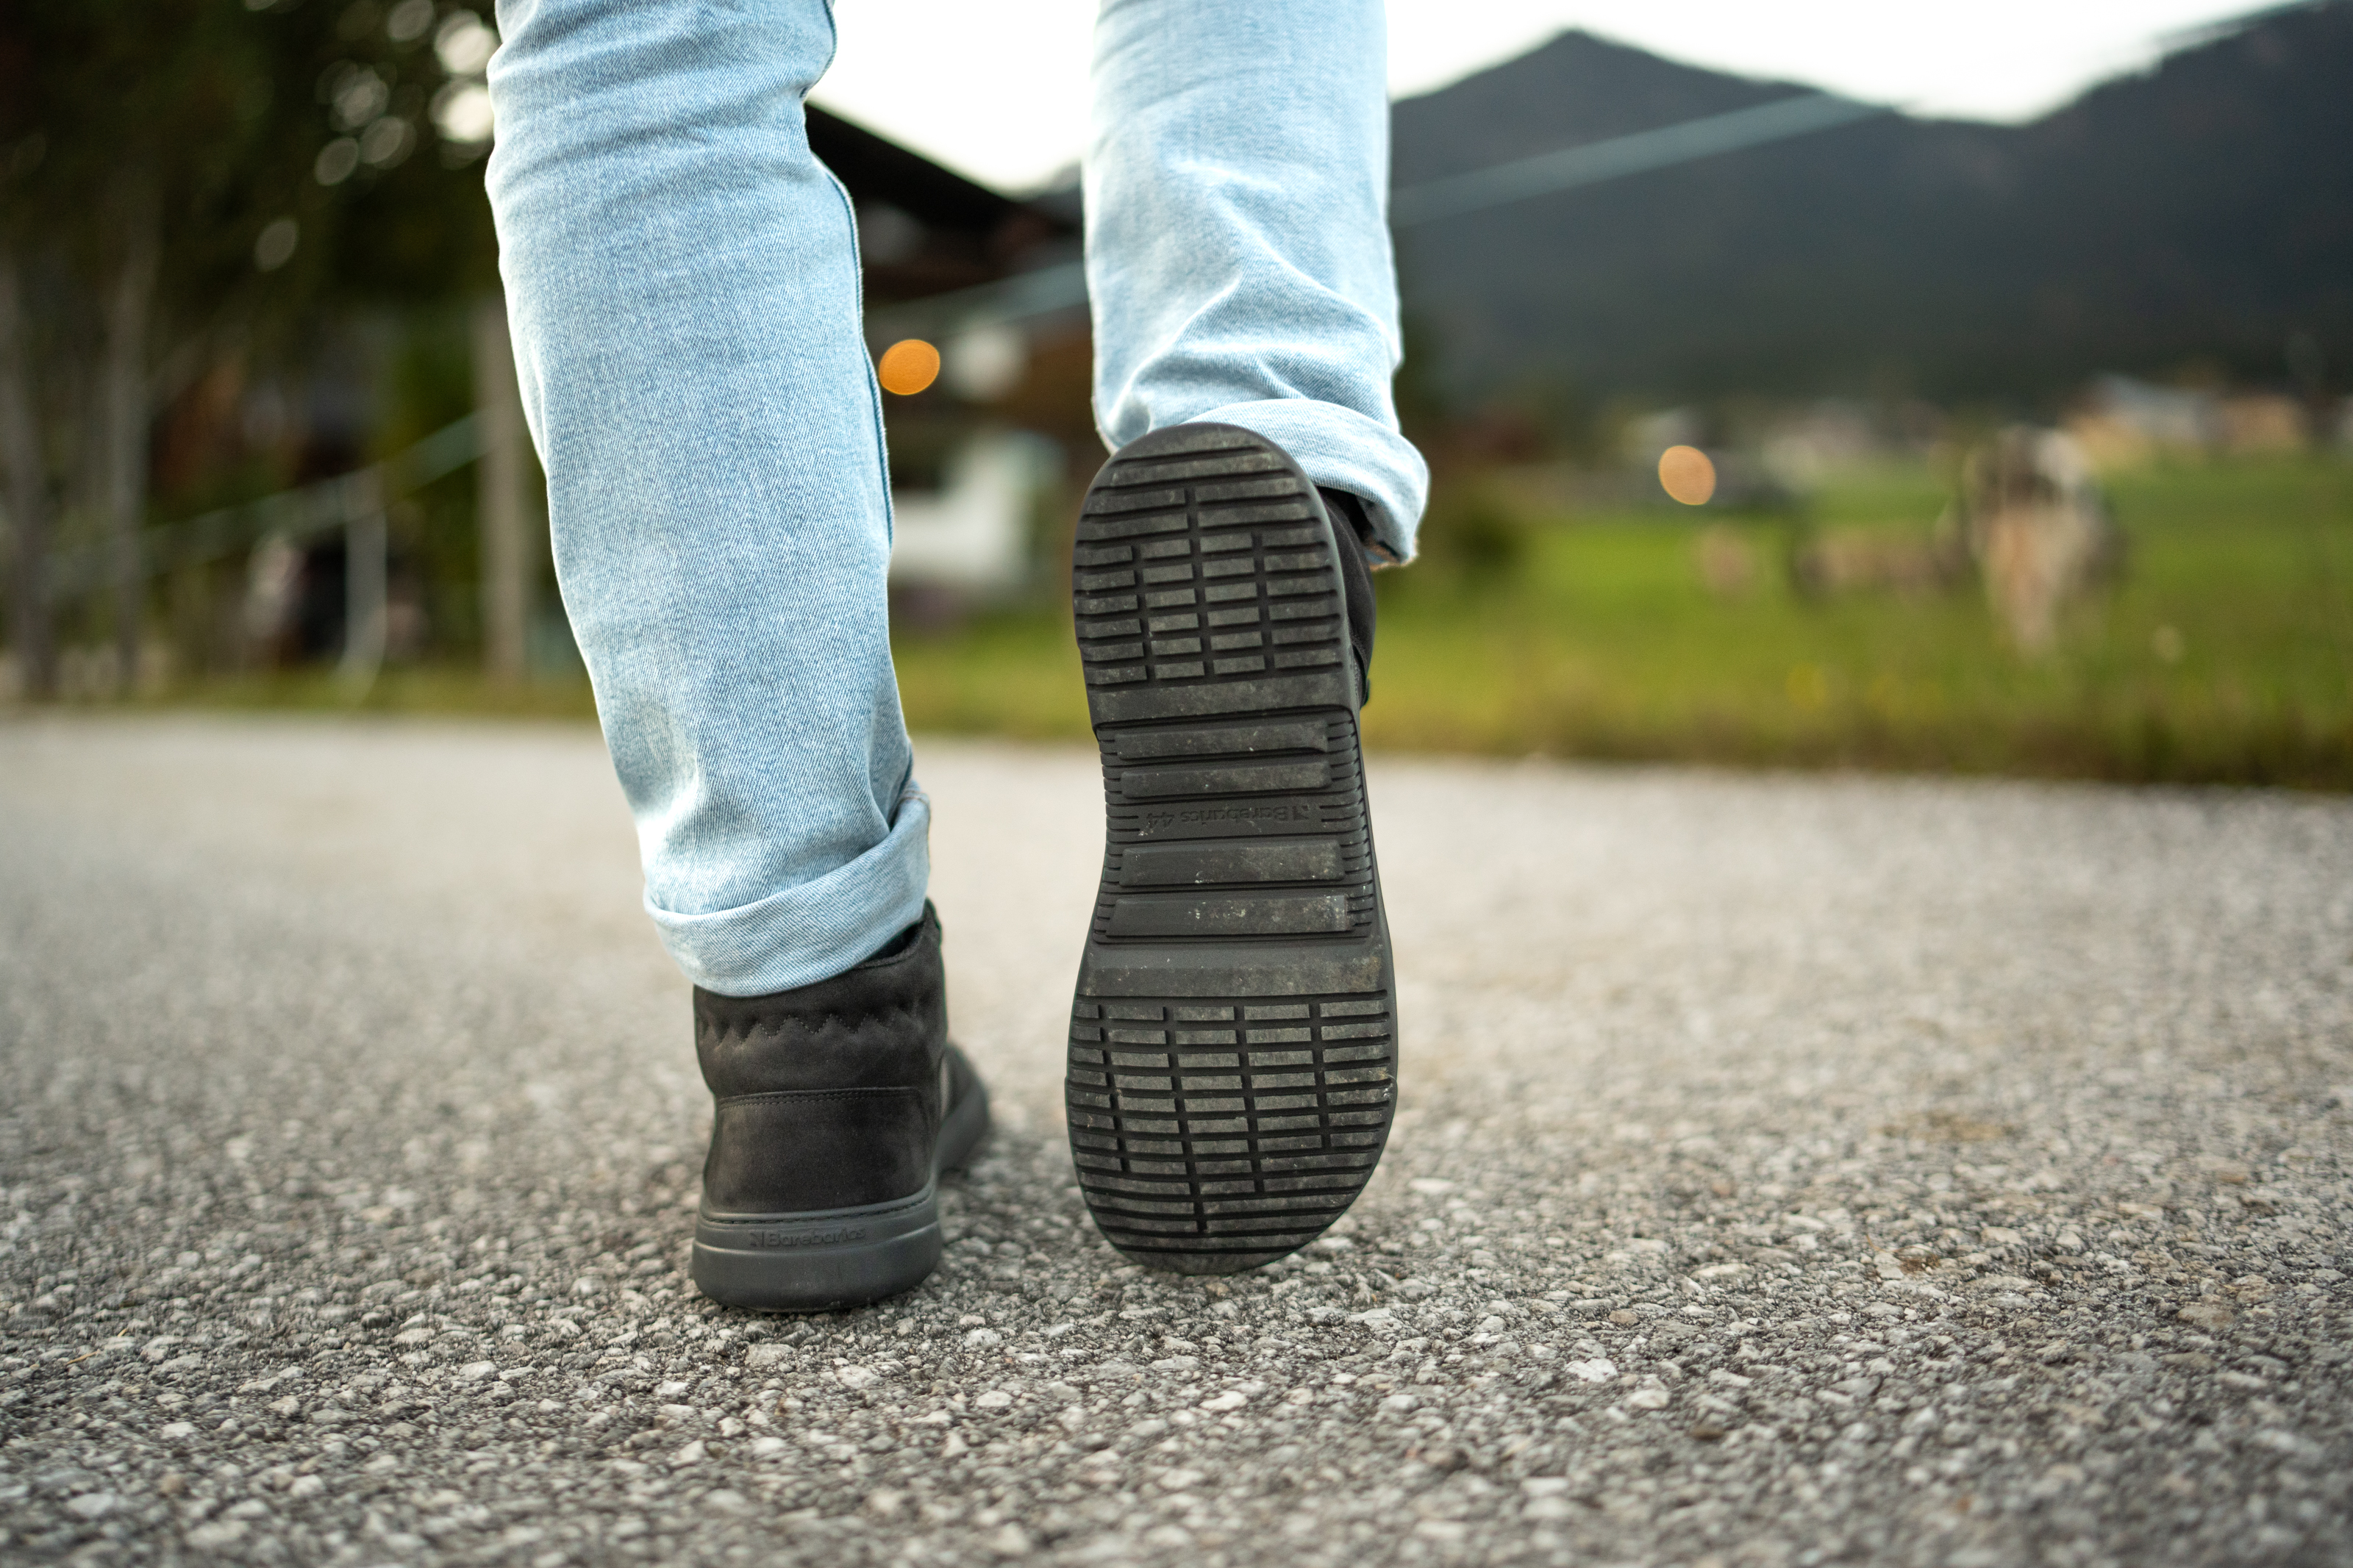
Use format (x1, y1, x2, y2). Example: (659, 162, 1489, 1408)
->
(688, 903, 988, 1311)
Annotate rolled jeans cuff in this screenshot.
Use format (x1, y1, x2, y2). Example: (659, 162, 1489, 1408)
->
(646, 784, 933, 998)
(1189, 399, 1429, 563)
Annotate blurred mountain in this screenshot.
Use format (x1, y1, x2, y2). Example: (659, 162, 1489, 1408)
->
(1391, 1, 2353, 404)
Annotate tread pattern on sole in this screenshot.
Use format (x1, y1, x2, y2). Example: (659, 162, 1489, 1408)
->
(1065, 990, 1395, 1266)
(1067, 424, 1395, 1273)
(1073, 428, 1374, 948)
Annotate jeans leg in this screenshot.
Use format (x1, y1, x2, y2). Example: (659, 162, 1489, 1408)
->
(1085, 0, 1429, 561)
(486, 0, 926, 997)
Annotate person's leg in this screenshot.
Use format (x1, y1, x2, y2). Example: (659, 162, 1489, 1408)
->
(486, 0, 986, 1311)
(1063, 0, 1417, 1275)
(486, 0, 923, 997)
(1085, 0, 1427, 562)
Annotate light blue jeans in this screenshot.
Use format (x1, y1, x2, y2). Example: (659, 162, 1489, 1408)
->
(485, 0, 1426, 997)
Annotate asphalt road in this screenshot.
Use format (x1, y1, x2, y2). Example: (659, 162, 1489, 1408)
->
(3, 715, 2349, 1568)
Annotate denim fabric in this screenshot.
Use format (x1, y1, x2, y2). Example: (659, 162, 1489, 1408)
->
(485, 0, 1422, 996)
(1088, 0, 1427, 562)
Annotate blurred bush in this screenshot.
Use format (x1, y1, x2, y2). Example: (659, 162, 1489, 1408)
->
(1407, 481, 1532, 584)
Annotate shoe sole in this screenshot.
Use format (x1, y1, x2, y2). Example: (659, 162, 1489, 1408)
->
(1063, 423, 1397, 1275)
(689, 1043, 990, 1311)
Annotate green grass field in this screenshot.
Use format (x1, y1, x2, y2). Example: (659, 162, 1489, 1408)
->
(124, 454, 2352, 789)
(890, 455, 2353, 788)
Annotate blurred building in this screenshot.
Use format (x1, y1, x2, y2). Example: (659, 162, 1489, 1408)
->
(2066, 373, 2316, 468)
(809, 108, 1087, 603)
(197, 108, 1084, 688)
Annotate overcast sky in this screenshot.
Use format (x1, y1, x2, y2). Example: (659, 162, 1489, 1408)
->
(813, 0, 2277, 193)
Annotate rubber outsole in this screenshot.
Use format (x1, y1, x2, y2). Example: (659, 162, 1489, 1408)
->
(689, 1042, 990, 1311)
(1064, 423, 1398, 1275)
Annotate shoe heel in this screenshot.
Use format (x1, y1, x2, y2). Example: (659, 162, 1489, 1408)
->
(690, 1187, 942, 1312)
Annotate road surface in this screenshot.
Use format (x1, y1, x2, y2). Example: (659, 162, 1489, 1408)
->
(2, 715, 2348, 1567)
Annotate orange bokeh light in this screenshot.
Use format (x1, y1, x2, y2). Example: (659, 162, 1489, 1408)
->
(877, 339, 941, 396)
(1659, 445, 1717, 506)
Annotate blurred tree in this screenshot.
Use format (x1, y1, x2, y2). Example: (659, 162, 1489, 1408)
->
(0, 0, 499, 696)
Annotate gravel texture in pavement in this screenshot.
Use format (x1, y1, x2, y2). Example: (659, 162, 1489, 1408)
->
(2, 716, 2349, 1568)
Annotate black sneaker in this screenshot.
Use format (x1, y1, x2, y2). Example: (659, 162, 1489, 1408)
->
(1063, 423, 1396, 1274)
(690, 904, 990, 1310)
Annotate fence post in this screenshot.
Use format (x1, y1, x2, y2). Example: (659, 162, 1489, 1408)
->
(471, 294, 532, 684)
(338, 470, 388, 698)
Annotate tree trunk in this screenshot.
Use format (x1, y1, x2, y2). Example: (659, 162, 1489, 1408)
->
(471, 294, 532, 684)
(101, 175, 160, 694)
(0, 246, 55, 698)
